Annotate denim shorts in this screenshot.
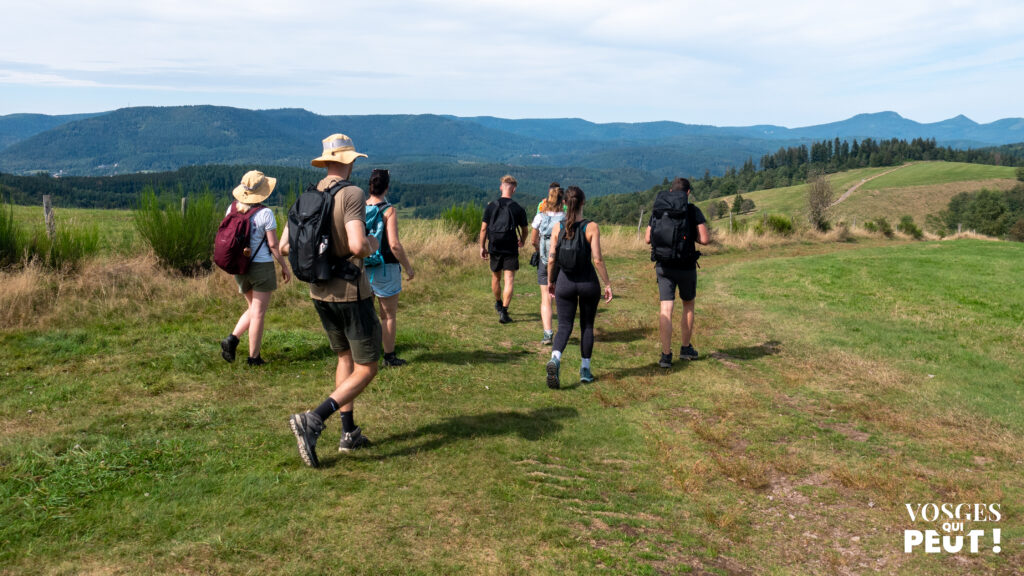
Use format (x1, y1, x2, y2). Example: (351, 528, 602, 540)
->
(367, 263, 403, 298)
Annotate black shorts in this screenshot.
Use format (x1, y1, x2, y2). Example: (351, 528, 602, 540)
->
(312, 298, 382, 364)
(656, 264, 697, 302)
(489, 253, 519, 273)
(537, 261, 549, 285)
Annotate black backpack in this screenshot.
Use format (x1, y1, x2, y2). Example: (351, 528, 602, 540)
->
(486, 200, 519, 251)
(287, 180, 361, 284)
(650, 192, 700, 265)
(556, 220, 591, 273)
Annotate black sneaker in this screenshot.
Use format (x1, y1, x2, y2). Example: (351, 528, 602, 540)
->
(659, 352, 673, 368)
(679, 345, 699, 360)
(221, 335, 239, 363)
(499, 309, 513, 324)
(247, 355, 265, 366)
(382, 353, 407, 367)
(494, 300, 503, 313)
(546, 358, 561, 389)
(289, 411, 325, 468)
(338, 426, 372, 452)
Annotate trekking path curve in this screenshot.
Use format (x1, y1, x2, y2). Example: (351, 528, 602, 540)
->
(830, 163, 916, 208)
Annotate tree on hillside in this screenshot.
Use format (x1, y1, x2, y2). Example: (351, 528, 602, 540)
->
(806, 170, 833, 232)
(732, 194, 745, 214)
(741, 198, 756, 213)
(1017, 166, 1024, 182)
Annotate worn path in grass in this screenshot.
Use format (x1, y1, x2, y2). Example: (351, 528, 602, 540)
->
(1, 231, 1022, 575)
(830, 164, 913, 207)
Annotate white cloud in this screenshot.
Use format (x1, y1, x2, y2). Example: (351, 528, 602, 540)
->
(1, 0, 1022, 124)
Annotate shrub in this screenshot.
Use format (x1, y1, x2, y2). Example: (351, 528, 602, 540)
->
(862, 221, 878, 233)
(1017, 166, 1024, 182)
(806, 170, 834, 232)
(924, 213, 949, 238)
(874, 217, 894, 238)
(134, 189, 219, 275)
(765, 214, 793, 236)
(441, 202, 483, 243)
(897, 215, 923, 240)
(27, 222, 101, 271)
(1008, 218, 1024, 242)
(0, 199, 23, 267)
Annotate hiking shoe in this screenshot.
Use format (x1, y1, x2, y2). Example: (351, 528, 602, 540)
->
(382, 353, 407, 367)
(546, 358, 561, 389)
(221, 335, 239, 363)
(499, 309, 513, 324)
(540, 331, 553, 345)
(659, 352, 673, 368)
(338, 426, 372, 452)
(289, 411, 325, 468)
(580, 367, 595, 383)
(679, 345, 699, 360)
(247, 355, 265, 366)
(494, 300, 503, 313)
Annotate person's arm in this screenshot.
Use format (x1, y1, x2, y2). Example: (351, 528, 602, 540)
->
(644, 225, 652, 244)
(547, 221, 561, 297)
(518, 223, 529, 248)
(479, 222, 489, 259)
(529, 228, 539, 250)
(345, 220, 375, 258)
(697, 223, 710, 245)
(279, 223, 290, 256)
(384, 206, 415, 280)
(265, 228, 291, 284)
(588, 223, 612, 302)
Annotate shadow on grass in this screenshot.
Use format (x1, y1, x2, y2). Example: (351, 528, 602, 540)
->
(324, 407, 579, 464)
(717, 340, 782, 360)
(610, 357, 703, 380)
(596, 325, 651, 344)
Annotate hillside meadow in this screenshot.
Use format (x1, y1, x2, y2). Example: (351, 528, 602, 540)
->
(702, 161, 1019, 229)
(1, 210, 1022, 575)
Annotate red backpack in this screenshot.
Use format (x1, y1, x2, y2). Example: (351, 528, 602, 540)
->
(214, 203, 265, 274)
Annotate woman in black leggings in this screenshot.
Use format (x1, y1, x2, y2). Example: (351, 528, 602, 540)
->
(545, 186, 613, 389)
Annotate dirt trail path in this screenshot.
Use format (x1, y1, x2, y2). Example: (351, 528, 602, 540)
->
(830, 163, 914, 207)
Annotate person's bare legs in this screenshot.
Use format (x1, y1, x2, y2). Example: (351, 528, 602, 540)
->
(680, 299, 696, 347)
(502, 269, 515, 308)
(540, 283, 553, 332)
(244, 291, 271, 358)
(659, 300, 675, 355)
(491, 271, 502, 304)
(377, 295, 400, 354)
(231, 291, 254, 338)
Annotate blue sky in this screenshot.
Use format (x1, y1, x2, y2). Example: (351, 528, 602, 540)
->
(2, 0, 1022, 127)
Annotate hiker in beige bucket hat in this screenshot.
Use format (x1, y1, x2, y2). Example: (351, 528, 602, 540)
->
(311, 133, 368, 168)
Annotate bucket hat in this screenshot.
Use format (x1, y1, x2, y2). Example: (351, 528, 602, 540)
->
(232, 170, 277, 204)
(311, 133, 367, 167)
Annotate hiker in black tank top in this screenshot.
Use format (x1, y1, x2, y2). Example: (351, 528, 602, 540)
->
(544, 186, 613, 389)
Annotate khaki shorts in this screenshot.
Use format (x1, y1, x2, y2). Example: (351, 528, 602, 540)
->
(235, 261, 277, 293)
(312, 298, 382, 365)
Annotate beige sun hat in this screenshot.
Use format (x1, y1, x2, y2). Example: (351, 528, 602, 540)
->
(311, 133, 368, 167)
(232, 170, 277, 204)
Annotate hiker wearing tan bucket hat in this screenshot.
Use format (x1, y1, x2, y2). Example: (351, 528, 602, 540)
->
(286, 133, 383, 468)
(219, 170, 291, 367)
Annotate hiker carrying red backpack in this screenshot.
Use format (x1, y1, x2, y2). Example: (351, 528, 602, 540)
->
(216, 170, 291, 367)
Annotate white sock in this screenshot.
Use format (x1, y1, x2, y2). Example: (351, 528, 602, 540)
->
(581, 358, 591, 369)
(551, 350, 562, 361)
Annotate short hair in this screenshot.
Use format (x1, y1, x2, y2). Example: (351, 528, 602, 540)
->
(670, 177, 692, 192)
(501, 175, 518, 187)
(549, 182, 561, 189)
(369, 168, 390, 197)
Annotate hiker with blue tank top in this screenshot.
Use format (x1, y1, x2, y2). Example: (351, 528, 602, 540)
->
(530, 183, 565, 345)
(364, 168, 415, 367)
(545, 186, 613, 389)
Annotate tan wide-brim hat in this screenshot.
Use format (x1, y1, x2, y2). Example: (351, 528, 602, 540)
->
(232, 170, 277, 204)
(311, 133, 368, 167)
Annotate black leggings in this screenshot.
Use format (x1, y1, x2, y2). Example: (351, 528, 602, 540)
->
(552, 271, 601, 359)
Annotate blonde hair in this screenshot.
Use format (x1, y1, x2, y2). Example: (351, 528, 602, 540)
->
(501, 175, 518, 187)
(541, 186, 563, 213)
(236, 201, 255, 213)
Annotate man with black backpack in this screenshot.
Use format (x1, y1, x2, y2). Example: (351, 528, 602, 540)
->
(480, 175, 529, 324)
(284, 133, 383, 468)
(645, 178, 710, 368)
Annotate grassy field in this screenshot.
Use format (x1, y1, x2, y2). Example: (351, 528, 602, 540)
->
(1, 213, 1022, 575)
(702, 162, 1020, 229)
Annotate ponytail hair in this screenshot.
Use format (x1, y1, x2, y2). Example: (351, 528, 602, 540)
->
(563, 186, 586, 239)
(541, 185, 563, 213)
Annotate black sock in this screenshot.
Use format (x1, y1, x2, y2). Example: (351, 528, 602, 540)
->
(340, 411, 356, 433)
(313, 397, 340, 422)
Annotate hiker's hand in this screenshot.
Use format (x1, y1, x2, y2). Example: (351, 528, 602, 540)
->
(548, 283, 556, 299)
(480, 247, 488, 259)
(518, 239, 525, 248)
(367, 236, 379, 255)
(282, 266, 291, 285)
(603, 285, 613, 303)
(406, 268, 415, 281)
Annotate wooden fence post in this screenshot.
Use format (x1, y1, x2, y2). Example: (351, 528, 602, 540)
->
(181, 197, 188, 217)
(43, 195, 55, 239)
(637, 209, 645, 238)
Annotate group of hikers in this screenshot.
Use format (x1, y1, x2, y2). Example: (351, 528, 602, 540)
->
(214, 133, 709, 468)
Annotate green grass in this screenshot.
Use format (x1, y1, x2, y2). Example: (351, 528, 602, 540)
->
(1, 219, 1022, 574)
(862, 162, 1017, 190)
